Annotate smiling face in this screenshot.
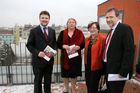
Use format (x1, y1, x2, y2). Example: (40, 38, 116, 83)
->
(106, 10, 119, 28)
(89, 23, 98, 38)
(39, 14, 50, 27)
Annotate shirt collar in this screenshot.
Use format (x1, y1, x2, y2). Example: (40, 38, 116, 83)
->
(40, 24, 48, 29)
(112, 21, 120, 30)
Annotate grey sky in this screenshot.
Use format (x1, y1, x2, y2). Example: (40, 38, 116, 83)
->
(0, 0, 106, 27)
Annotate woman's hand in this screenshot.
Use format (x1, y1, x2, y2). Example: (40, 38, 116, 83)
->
(72, 45, 80, 51)
(63, 45, 70, 50)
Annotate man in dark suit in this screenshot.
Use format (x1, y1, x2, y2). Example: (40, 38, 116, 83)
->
(103, 7, 134, 93)
(26, 11, 57, 93)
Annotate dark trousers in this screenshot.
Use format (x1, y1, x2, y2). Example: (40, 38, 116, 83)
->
(85, 69, 102, 93)
(33, 64, 53, 93)
(106, 80, 126, 93)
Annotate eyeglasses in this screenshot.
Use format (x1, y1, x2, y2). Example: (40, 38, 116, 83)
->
(89, 27, 97, 30)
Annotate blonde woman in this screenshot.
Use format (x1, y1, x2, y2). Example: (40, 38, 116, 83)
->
(57, 18, 85, 93)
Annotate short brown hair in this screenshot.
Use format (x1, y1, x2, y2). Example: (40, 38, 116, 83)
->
(39, 11, 50, 18)
(88, 22, 100, 30)
(105, 7, 119, 17)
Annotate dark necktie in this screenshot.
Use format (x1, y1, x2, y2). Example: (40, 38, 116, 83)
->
(102, 29, 112, 60)
(43, 27, 48, 40)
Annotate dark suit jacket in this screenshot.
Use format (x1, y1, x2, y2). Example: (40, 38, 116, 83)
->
(26, 25, 57, 68)
(106, 23, 134, 77)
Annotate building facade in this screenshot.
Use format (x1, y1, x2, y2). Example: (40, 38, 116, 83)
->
(22, 24, 36, 39)
(0, 28, 14, 45)
(13, 25, 23, 44)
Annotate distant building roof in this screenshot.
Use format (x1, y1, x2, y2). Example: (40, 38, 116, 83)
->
(0, 28, 13, 34)
(23, 24, 36, 31)
(23, 25, 32, 30)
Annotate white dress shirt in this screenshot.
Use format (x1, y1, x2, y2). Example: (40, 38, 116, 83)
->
(104, 21, 120, 62)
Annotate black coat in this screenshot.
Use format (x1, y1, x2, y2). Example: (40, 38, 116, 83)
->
(57, 31, 85, 78)
(105, 23, 134, 77)
(26, 25, 57, 68)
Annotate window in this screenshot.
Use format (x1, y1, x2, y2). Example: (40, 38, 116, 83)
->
(98, 10, 124, 32)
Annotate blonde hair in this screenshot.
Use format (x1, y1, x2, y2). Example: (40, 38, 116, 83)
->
(66, 18, 77, 28)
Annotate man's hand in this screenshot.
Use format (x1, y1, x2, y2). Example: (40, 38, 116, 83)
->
(53, 51, 57, 56)
(38, 51, 45, 58)
(118, 74, 125, 78)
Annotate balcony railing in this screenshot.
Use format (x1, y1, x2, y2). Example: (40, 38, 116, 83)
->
(0, 42, 85, 85)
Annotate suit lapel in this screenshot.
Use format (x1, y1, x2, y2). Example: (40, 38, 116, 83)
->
(108, 23, 120, 49)
(47, 27, 52, 41)
(37, 26, 47, 41)
(48, 27, 50, 41)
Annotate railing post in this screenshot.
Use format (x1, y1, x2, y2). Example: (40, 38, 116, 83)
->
(56, 51, 59, 83)
(6, 44, 12, 85)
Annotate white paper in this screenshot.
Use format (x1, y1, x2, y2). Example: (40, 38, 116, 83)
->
(67, 45, 79, 59)
(108, 74, 129, 81)
(43, 45, 57, 61)
(43, 55, 50, 61)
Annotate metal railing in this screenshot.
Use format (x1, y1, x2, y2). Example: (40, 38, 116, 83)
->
(0, 42, 85, 85)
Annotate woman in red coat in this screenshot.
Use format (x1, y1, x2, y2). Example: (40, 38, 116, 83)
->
(84, 22, 105, 93)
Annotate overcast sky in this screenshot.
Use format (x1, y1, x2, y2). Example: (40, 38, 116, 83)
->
(0, 0, 107, 27)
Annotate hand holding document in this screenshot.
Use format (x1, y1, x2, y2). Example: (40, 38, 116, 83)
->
(108, 74, 129, 81)
(43, 45, 57, 61)
(67, 45, 79, 59)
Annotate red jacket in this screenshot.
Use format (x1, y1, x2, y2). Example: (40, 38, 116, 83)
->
(84, 34, 105, 71)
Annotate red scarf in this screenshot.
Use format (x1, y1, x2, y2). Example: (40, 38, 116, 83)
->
(63, 28, 84, 70)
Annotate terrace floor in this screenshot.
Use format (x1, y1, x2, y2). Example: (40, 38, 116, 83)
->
(0, 82, 87, 93)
